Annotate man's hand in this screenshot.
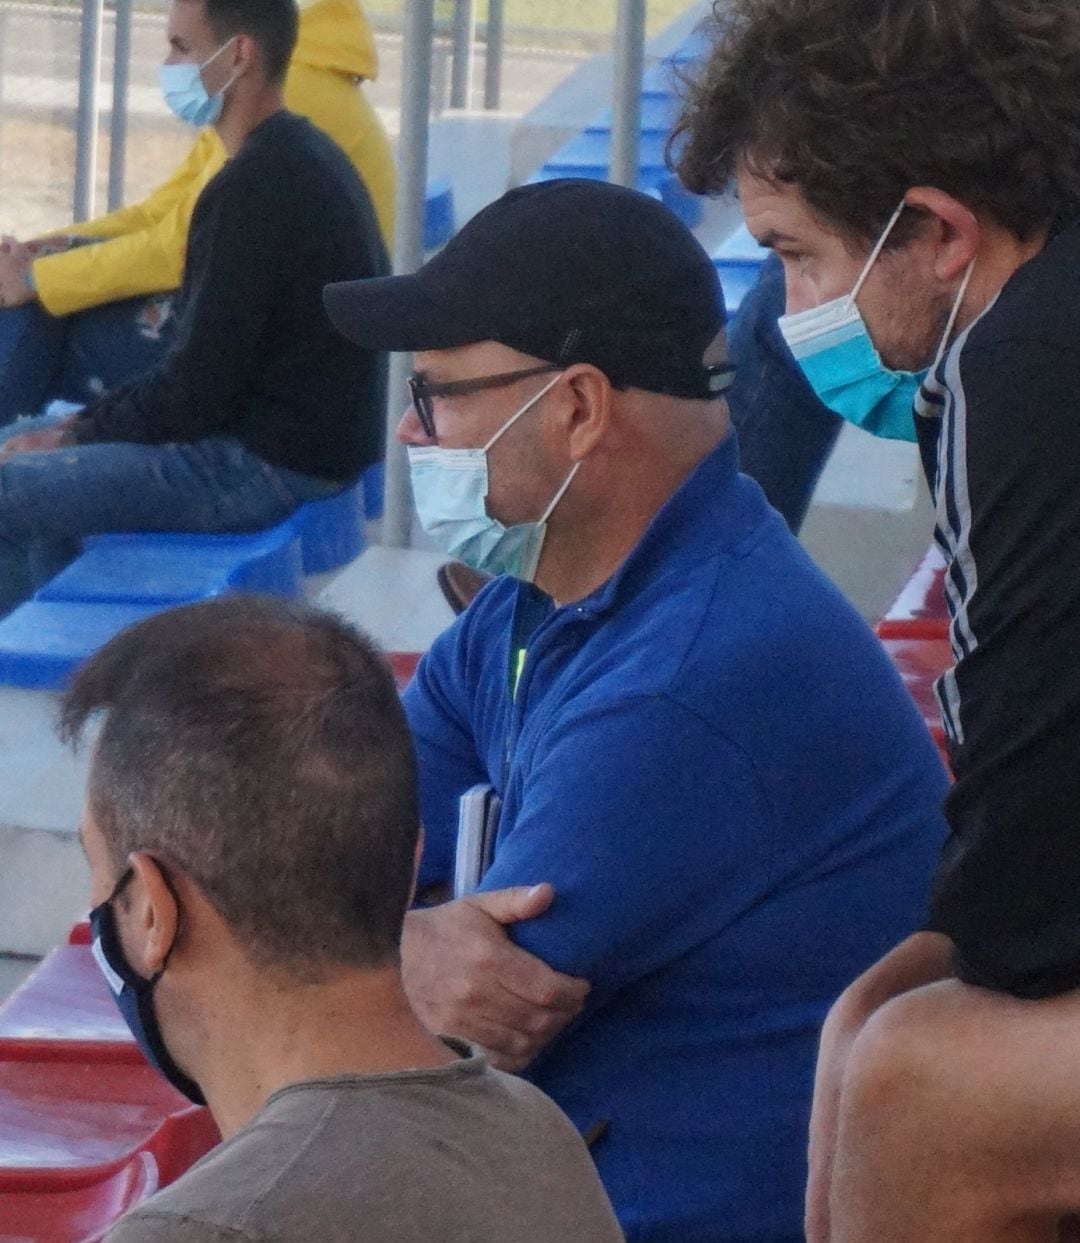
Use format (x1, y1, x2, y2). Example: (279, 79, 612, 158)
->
(0, 418, 76, 461)
(0, 236, 35, 310)
(402, 882, 590, 1072)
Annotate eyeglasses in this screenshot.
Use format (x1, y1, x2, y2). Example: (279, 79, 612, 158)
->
(407, 364, 562, 440)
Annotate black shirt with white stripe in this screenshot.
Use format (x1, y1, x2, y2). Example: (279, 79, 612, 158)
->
(916, 217, 1080, 998)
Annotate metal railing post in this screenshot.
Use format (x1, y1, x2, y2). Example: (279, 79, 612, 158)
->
(381, 0, 436, 549)
(610, 0, 646, 188)
(449, 0, 476, 110)
(482, 0, 505, 110)
(107, 0, 134, 212)
(73, 0, 105, 221)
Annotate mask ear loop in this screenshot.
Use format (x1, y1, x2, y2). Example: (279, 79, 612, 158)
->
(539, 460, 581, 522)
(929, 259, 976, 371)
(483, 371, 565, 453)
(200, 34, 237, 73)
(201, 35, 240, 96)
(847, 200, 908, 309)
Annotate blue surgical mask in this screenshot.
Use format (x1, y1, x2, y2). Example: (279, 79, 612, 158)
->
(407, 371, 579, 582)
(778, 203, 974, 441)
(158, 37, 237, 127)
(89, 868, 205, 1106)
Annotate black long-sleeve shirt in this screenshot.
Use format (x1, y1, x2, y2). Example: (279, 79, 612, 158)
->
(74, 111, 388, 484)
(916, 217, 1080, 998)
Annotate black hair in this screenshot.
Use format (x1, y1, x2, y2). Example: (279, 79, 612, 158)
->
(61, 596, 420, 975)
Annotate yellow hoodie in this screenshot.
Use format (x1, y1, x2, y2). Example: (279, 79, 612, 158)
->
(33, 0, 395, 318)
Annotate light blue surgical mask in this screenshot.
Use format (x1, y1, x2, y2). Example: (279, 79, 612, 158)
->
(158, 37, 237, 127)
(778, 203, 974, 441)
(407, 371, 579, 583)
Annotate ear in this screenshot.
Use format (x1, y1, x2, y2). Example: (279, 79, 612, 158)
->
(553, 364, 613, 462)
(124, 852, 180, 977)
(231, 32, 258, 78)
(903, 187, 981, 281)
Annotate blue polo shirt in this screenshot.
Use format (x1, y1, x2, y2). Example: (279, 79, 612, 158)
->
(404, 434, 948, 1243)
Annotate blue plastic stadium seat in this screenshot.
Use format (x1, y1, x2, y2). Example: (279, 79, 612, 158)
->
(0, 600, 163, 690)
(0, 480, 374, 690)
(424, 175, 456, 251)
(37, 525, 303, 607)
(538, 129, 669, 193)
(291, 480, 367, 575)
(592, 93, 678, 135)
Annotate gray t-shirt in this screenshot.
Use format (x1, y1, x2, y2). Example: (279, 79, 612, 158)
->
(105, 1044, 623, 1242)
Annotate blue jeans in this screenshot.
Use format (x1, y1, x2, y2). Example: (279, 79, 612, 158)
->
(726, 254, 843, 534)
(0, 293, 176, 425)
(0, 422, 339, 616)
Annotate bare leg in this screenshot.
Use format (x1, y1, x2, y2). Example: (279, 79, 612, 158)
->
(806, 932, 954, 1243)
(829, 979, 1080, 1243)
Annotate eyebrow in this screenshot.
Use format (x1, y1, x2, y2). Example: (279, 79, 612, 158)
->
(757, 229, 802, 250)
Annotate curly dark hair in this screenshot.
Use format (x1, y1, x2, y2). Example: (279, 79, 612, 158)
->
(673, 0, 1080, 243)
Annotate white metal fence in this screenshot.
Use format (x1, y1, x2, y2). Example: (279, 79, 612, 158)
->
(0, 0, 609, 237)
(0, 0, 654, 545)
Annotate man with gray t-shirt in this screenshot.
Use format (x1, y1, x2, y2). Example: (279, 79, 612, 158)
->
(64, 594, 620, 1243)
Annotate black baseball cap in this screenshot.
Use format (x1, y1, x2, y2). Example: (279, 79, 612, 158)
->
(324, 178, 728, 400)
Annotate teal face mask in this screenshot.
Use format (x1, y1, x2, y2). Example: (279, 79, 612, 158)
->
(158, 38, 237, 127)
(407, 371, 579, 583)
(778, 203, 974, 442)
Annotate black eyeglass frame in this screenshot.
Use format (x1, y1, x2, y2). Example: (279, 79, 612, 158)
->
(407, 363, 562, 439)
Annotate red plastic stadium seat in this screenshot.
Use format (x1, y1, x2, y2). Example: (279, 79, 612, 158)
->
(0, 1150, 158, 1243)
(0, 936, 220, 1236)
(387, 651, 421, 689)
(0, 1055, 200, 1175)
(876, 545, 950, 640)
(0, 944, 134, 1058)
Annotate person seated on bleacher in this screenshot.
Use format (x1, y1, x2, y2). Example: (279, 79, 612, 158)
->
(0, 0, 393, 426)
(0, 0, 387, 619)
(323, 178, 950, 1242)
(63, 596, 623, 1243)
(675, 3, 1080, 1241)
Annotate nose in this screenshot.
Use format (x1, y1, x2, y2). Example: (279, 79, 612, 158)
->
(396, 405, 433, 447)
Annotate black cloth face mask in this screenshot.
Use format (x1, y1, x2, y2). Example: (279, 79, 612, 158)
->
(89, 866, 206, 1106)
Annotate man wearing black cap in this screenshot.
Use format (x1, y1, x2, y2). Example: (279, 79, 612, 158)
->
(325, 179, 950, 1243)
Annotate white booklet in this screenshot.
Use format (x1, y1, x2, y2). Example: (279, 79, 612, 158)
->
(453, 783, 502, 898)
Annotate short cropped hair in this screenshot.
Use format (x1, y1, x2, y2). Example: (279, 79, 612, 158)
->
(673, 0, 1080, 245)
(61, 596, 419, 975)
(203, 0, 298, 85)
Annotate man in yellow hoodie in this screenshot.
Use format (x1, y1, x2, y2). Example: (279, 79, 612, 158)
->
(0, 0, 393, 425)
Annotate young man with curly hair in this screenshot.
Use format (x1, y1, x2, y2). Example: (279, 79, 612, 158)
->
(676, 2, 1080, 1240)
